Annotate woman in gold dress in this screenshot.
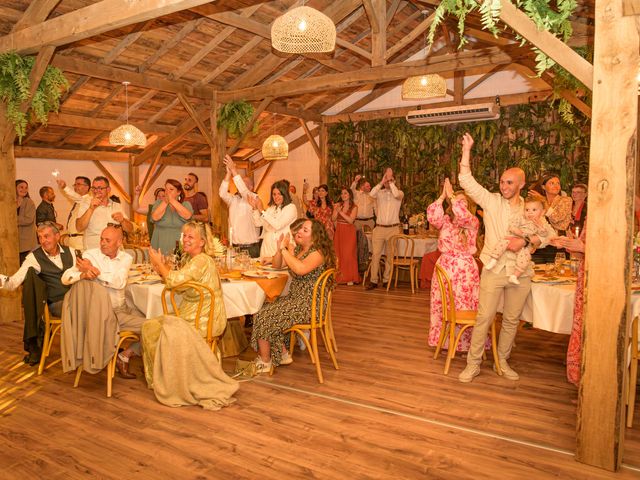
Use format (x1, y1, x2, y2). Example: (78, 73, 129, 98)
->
(143, 221, 237, 409)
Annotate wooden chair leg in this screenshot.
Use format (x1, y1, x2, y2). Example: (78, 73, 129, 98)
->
(107, 357, 115, 398)
(37, 321, 52, 376)
(310, 329, 324, 383)
(289, 331, 296, 356)
(443, 320, 458, 375)
(74, 366, 82, 387)
(386, 267, 393, 291)
(433, 321, 449, 360)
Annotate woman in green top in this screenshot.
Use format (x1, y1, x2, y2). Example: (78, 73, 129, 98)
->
(150, 179, 193, 254)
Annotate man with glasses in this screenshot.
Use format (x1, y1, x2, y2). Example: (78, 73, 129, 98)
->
(76, 176, 132, 249)
(183, 172, 209, 223)
(57, 176, 91, 250)
(0, 222, 77, 363)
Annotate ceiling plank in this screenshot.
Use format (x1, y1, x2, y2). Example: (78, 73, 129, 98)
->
(385, 11, 434, 60)
(51, 55, 212, 99)
(0, 0, 219, 54)
(498, 0, 593, 90)
(220, 45, 522, 101)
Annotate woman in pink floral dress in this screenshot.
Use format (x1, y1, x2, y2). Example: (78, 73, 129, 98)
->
(427, 178, 483, 352)
(304, 184, 334, 240)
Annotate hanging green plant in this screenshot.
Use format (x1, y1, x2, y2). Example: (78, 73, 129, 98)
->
(426, 0, 577, 76)
(0, 51, 69, 142)
(217, 100, 258, 138)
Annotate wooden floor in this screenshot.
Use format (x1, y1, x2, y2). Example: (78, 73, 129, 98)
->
(1, 284, 640, 478)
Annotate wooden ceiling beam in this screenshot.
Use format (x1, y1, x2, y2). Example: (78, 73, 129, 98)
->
(15, 146, 130, 162)
(220, 45, 522, 101)
(12, 0, 60, 32)
(45, 113, 175, 134)
(266, 104, 322, 123)
(369, 0, 386, 66)
(299, 119, 321, 160)
(51, 56, 212, 99)
(498, 0, 593, 90)
(177, 93, 215, 147)
(0, 0, 218, 54)
(324, 90, 553, 123)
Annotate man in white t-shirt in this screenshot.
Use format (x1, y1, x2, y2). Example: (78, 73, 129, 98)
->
(76, 176, 133, 250)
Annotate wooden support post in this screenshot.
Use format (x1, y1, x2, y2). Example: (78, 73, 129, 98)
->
(128, 157, 139, 219)
(454, 71, 464, 105)
(319, 120, 328, 184)
(299, 119, 321, 160)
(576, 0, 639, 470)
(0, 103, 20, 322)
(210, 92, 227, 236)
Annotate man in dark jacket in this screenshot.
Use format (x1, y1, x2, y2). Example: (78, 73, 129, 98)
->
(0, 222, 77, 363)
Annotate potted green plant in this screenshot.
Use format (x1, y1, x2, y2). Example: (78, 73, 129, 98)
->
(0, 51, 69, 142)
(217, 100, 258, 138)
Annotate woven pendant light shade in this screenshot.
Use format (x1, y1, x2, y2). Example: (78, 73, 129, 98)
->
(262, 135, 289, 160)
(401, 74, 447, 100)
(271, 6, 336, 53)
(109, 81, 146, 147)
(109, 124, 147, 147)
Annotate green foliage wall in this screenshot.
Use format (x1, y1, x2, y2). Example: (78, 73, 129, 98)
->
(327, 101, 590, 214)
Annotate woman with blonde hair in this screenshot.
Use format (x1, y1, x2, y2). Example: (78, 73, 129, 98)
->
(427, 178, 487, 353)
(143, 221, 237, 409)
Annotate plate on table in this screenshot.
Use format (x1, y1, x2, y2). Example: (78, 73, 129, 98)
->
(130, 274, 163, 285)
(532, 275, 574, 285)
(261, 265, 288, 272)
(243, 270, 279, 279)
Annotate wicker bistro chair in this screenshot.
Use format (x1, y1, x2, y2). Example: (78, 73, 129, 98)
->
(627, 315, 639, 428)
(123, 244, 145, 263)
(38, 304, 62, 375)
(433, 264, 502, 375)
(161, 281, 223, 358)
(386, 235, 420, 293)
(285, 268, 338, 383)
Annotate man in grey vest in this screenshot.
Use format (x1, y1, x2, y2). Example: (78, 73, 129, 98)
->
(0, 222, 76, 317)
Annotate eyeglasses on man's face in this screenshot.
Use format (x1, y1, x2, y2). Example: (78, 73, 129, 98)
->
(91, 186, 108, 191)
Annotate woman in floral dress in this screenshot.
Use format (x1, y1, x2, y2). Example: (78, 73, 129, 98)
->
(553, 230, 586, 385)
(427, 178, 485, 352)
(304, 184, 334, 239)
(252, 219, 336, 373)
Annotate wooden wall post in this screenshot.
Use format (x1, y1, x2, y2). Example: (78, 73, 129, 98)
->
(210, 91, 228, 236)
(128, 155, 139, 219)
(0, 103, 20, 321)
(576, 0, 639, 470)
(319, 120, 328, 184)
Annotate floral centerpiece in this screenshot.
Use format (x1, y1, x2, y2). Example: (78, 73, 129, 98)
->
(409, 213, 427, 233)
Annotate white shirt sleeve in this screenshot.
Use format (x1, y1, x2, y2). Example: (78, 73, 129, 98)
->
(369, 183, 382, 198)
(62, 185, 83, 203)
(218, 179, 233, 205)
(1, 253, 41, 291)
(388, 182, 404, 199)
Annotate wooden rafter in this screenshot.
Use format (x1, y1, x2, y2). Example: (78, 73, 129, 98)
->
(0, 0, 217, 54)
(12, 0, 60, 32)
(385, 11, 435, 60)
(369, 0, 386, 66)
(177, 93, 214, 147)
(299, 119, 321, 160)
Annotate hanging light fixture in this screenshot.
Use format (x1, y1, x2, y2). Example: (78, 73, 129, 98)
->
(262, 114, 288, 161)
(109, 81, 147, 147)
(401, 74, 447, 100)
(401, 11, 447, 101)
(271, 5, 336, 54)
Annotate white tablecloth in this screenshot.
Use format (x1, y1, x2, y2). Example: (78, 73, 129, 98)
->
(506, 282, 640, 335)
(127, 280, 271, 319)
(365, 233, 438, 258)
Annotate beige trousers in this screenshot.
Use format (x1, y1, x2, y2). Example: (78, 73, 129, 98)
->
(370, 225, 400, 284)
(466, 268, 531, 366)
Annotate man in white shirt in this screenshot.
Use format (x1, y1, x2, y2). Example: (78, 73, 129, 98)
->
(366, 168, 404, 290)
(219, 155, 261, 258)
(457, 133, 544, 383)
(57, 176, 91, 250)
(351, 174, 376, 231)
(76, 176, 133, 250)
(62, 225, 144, 379)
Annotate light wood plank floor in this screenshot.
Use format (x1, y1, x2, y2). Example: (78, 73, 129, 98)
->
(0, 284, 639, 479)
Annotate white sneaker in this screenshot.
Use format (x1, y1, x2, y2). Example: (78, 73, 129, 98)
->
(485, 258, 498, 270)
(494, 360, 519, 380)
(280, 350, 293, 365)
(508, 275, 520, 285)
(458, 364, 480, 383)
(254, 357, 272, 374)
(347, 281, 354, 286)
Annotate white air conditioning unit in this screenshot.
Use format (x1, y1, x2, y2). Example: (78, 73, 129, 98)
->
(406, 102, 500, 126)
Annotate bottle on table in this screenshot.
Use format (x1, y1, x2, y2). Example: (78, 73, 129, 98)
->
(402, 214, 409, 235)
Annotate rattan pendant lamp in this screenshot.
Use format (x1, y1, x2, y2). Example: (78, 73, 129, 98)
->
(271, 4, 336, 53)
(262, 114, 288, 161)
(109, 81, 147, 147)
